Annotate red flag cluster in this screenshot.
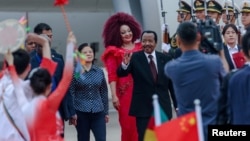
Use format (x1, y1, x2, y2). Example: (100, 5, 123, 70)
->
(53, 0, 72, 32)
(54, 0, 69, 6)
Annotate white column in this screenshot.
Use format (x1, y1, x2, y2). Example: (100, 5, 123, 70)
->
(112, 0, 132, 14)
(139, 0, 162, 50)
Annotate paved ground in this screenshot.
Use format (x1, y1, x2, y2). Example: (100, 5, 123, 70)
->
(64, 108, 120, 141)
(64, 105, 176, 141)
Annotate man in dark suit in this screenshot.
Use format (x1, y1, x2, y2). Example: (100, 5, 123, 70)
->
(117, 30, 176, 141)
(33, 23, 64, 62)
(31, 23, 64, 91)
(29, 45, 64, 91)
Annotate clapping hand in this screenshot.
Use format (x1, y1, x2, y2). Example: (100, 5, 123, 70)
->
(123, 52, 132, 65)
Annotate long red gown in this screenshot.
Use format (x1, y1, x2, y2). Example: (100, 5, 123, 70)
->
(101, 42, 141, 141)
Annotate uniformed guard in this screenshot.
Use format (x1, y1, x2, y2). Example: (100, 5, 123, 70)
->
(221, 0, 241, 45)
(221, 0, 240, 25)
(194, 0, 206, 21)
(168, 0, 193, 59)
(207, 0, 223, 25)
(240, 0, 250, 34)
(177, 0, 193, 23)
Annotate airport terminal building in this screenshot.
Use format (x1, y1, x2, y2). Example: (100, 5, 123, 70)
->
(0, 0, 180, 66)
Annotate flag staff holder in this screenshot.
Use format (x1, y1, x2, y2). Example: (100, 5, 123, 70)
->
(194, 99, 204, 141)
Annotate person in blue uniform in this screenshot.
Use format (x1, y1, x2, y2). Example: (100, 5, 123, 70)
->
(164, 21, 226, 141)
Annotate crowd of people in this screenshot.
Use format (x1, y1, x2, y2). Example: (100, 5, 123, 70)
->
(163, 0, 250, 141)
(0, 28, 75, 141)
(1, 0, 250, 141)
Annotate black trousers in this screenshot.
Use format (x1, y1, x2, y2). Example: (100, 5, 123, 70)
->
(76, 111, 106, 141)
(136, 116, 151, 141)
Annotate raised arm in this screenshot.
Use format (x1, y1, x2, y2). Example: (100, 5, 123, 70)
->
(47, 32, 76, 112)
(26, 33, 57, 76)
(4, 50, 28, 106)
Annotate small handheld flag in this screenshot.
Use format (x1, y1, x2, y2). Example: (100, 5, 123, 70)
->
(54, 0, 71, 32)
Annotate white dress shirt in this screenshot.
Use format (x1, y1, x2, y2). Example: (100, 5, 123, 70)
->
(227, 44, 239, 68)
(145, 51, 158, 72)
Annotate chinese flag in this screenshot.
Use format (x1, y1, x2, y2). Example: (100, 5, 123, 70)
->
(155, 112, 198, 141)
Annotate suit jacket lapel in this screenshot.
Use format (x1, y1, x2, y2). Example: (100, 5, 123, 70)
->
(223, 44, 235, 70)
(156, 52, 165, 83)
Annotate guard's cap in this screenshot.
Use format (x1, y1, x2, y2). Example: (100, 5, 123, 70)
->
(241, 0, 250, 13)
(177, 0, 192, 13)
(222, 0, 240, 14)
(194, 0, 206, 11)
(207, 0, 223, 14)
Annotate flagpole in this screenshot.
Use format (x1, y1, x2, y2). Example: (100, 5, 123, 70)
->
(194, 99, 204, 141)
(152, 94, 161, 126)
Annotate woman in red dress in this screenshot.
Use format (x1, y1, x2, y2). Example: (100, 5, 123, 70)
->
(101, 12, 142, 141)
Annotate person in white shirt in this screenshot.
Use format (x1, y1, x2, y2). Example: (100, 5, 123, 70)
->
(0, 33, 53, 141)
(0, 66, 30, 141)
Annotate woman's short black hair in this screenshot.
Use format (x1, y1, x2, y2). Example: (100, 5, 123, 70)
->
(78, 43, 97, 64)
(222, 24, 238, 35)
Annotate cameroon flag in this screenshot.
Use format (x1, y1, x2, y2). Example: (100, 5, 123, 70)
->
(144, 107, 168, 141)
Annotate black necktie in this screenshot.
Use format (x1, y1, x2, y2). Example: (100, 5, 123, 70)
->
(148, 55, 157, 83)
